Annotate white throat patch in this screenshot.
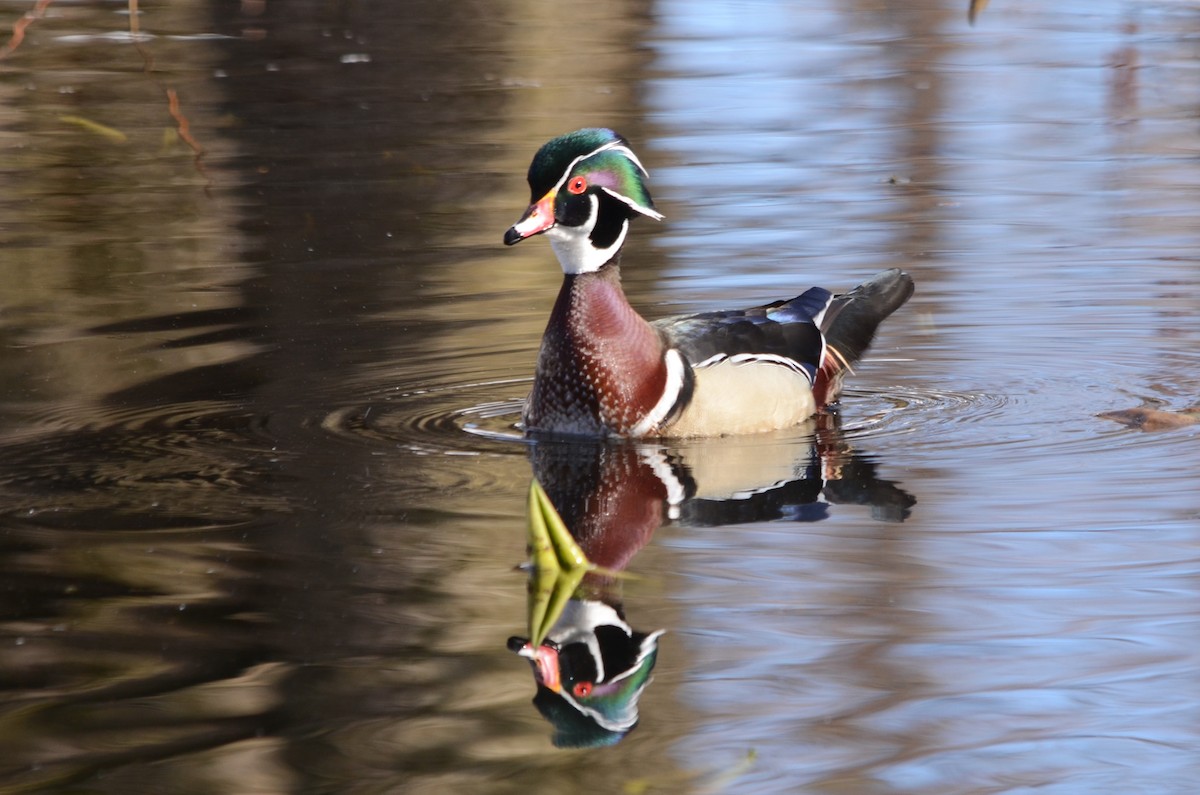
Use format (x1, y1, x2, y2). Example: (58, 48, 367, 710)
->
(547, 195, 629, 274)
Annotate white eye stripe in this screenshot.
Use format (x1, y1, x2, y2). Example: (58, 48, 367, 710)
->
(552, 139, 652, 197)
(605, 144, 651, 177)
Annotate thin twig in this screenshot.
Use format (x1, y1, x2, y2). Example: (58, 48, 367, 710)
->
(167, 87, 211, 191)
(0, 0, 53, 61)
(128, 1, 210, 190)
(128, 0, 156, 72)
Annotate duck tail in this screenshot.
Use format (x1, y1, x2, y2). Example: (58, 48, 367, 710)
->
(813, 268, 914, 406)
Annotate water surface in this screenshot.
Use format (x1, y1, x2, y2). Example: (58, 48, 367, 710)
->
(0, 1, 1198, 793)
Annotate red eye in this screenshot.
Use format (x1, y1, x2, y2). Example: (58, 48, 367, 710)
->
(573, 681, 593, 697)
(567, 176, 588, 195)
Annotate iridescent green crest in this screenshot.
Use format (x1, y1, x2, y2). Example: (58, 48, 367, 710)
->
(527, 128, 662, 219)
(527, 128, 622, 195)
(573, 149, 662, 219)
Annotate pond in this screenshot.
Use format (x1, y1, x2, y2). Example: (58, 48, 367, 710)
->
(0, 0, 1198, 792)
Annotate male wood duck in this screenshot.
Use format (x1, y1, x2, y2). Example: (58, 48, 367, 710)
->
(508, 602, 663, 748)
(504, 128, 914, 438)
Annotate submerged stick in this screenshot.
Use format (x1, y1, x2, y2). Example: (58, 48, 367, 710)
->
(0, 0, 53, 61)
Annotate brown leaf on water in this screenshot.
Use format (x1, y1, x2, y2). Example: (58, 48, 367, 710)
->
(1098, 407, 1200, 432)
(968, 0, 990, 25)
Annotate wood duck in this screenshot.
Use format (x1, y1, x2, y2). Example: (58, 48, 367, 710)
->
(508, 602, 663, 748)
(505, 128, 915, 438)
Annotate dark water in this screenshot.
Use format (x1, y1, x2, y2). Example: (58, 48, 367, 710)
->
(1, 0, 1198, 792)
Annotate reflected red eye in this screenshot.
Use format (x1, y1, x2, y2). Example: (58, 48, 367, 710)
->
(573, 681, 593, 697)
(567, 176, 588, 195)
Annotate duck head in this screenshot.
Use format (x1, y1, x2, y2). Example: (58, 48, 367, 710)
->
(507, 599, 664, 748)
(504, 128, 664, 275)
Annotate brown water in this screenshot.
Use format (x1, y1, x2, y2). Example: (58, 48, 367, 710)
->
(0, 1, 1198, 792)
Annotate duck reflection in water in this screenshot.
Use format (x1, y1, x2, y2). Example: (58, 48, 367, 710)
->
(508, 476, 663, 749)
(508, 418, 915, 748)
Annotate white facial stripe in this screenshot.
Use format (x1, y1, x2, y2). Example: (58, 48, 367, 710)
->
(548, 195, 628, 274)
(600, 186, 665, 220)
(551, 139, 654, 209)
(541, 137, 657, 274)
(629, 348, 687, 437)
(551, 139, 630, 197)
(610, 627, 666, 683)
(605, 143, 651, 177)
(569, 692, 642, 732)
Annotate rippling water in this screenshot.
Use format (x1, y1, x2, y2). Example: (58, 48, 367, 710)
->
(0, 0, 1198, 793)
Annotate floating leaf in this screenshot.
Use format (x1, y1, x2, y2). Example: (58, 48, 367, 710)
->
(59, 115, 128, 144)
(524, 480, 637, 645)
(526, 480, 584, 645)
(1099, 407, 1200, 432)
(531, 479, 588, 570)
(968, 0, 989, 25)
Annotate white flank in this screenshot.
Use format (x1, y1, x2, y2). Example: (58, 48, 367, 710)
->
(666, 358, 815, 437)
(629, 348, 686, 437)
